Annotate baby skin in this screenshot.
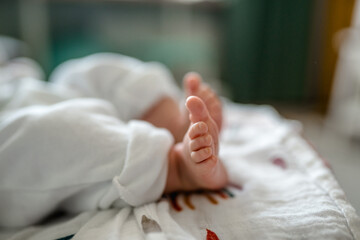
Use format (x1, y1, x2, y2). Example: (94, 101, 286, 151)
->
(162, 73, 227, 193)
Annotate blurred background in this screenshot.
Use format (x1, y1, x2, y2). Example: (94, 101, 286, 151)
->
(0, 0, 359, 212)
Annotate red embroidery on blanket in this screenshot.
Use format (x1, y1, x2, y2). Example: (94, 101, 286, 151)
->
(272, 157, 287, 169)
(215, 190, 228, 199)
(167, 189, 234, 211)
(184, 193, 195, 210)
(169, 193, 182, 212)
(204, 193, 218, 205)
(206, 229, 220, 240)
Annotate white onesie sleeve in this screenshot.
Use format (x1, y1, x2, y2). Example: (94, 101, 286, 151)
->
(50, 53, 182, 122)
(0, 98, 173, 228)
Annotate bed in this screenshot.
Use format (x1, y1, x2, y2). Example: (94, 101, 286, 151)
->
(1, 101, 359, 240)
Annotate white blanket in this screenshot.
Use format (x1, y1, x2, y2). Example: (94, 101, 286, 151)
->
(2, 102, 359, 240)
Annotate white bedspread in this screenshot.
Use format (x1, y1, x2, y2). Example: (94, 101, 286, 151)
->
(1, 102, 359, 240)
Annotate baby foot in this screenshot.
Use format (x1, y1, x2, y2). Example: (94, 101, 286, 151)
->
(183, 72, 223, 131)
(174, 96, 227, 191)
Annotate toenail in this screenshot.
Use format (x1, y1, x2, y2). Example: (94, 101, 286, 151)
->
(195, 122, 207, 133)
(205, 147, 212, 155)
(201, 122, 208, 130)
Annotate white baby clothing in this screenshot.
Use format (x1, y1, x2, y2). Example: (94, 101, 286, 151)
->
(0, 53, 180, 228)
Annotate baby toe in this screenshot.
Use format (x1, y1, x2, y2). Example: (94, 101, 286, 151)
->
(208, 99, 222, 112)
(184, 72, 201, 94)
(201, 87, 218, 104)
(191, 147, 213, 163)
(188, 121, 208, 139)
(190, 134, 212, 151)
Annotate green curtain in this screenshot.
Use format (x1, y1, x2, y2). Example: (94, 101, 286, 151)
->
(223, 0, 313, 103)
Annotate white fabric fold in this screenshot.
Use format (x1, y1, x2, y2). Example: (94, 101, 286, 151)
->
(50, 53, 181, 121)
(0, 54, 177, 228)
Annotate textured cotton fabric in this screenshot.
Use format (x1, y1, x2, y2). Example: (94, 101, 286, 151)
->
(2, 102, 359, 240)
(50, 53, 181, 121)
(0, 54, 179, 227)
